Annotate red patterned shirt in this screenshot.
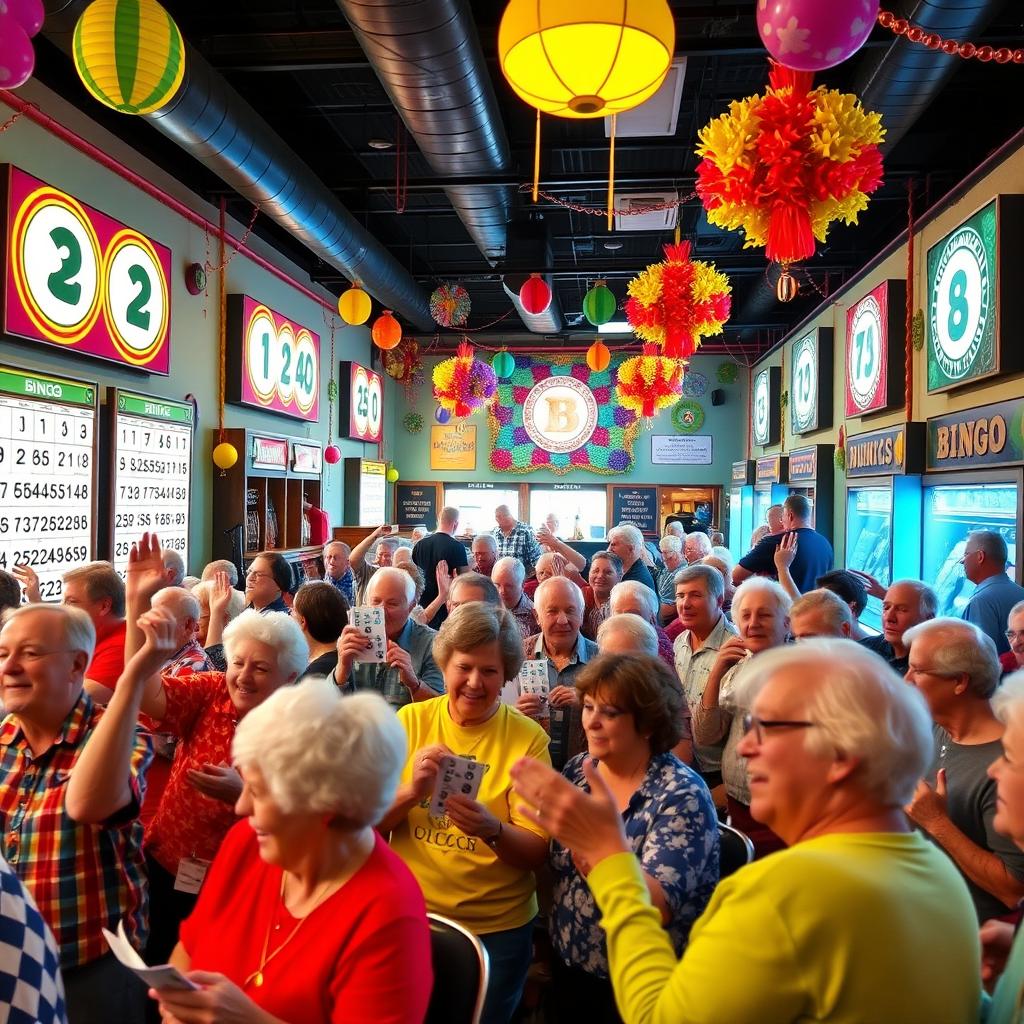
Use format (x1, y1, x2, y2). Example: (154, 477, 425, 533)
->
(0, 693, 151, 968)
(145, 671, 240, 874)
(164, 639, 212, 678)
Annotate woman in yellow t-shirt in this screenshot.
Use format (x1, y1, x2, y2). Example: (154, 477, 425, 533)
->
(381, 601, 550, 1024)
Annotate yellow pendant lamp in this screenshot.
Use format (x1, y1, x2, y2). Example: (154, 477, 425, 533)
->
(499, 1, 675, 228)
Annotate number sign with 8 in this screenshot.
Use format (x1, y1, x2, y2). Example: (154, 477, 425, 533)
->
(234, 296, 320, 422)
(5, 167, 172, 373)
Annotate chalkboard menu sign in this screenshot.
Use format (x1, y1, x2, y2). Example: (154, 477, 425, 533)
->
(611, 486, 659, 537)
(108, 388, 194, 577)
(0, 363, 97, 600)
(396, 483, 438, 530)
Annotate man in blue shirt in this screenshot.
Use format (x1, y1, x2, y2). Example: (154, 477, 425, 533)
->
(244, 552, 292, 613)
(961, 530, 1024, 656)
(733, 493, 833, 594)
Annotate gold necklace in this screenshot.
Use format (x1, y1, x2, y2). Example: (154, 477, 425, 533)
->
(244, 874, 335, 988)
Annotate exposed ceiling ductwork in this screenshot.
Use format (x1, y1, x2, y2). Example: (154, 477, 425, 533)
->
(41, 4, 433, 330)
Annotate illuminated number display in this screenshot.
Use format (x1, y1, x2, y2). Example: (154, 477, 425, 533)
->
(752, 366, 781, 447)
(789, 328, 832, 435)
(109, 389, 193, 577)
(4, 166, 172, 373)
(228, 295, 320, 422)
(339, 361, 384, 443)
(0, 364, 97, 601)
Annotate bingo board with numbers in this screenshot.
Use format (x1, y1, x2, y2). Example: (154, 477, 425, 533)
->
(2, 166, 171, 374)
(226, 294, 320, 423)
(0, 364, 97, 601)
(106, 389, 194, 577)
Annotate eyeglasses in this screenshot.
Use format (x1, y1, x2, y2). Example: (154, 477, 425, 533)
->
(1007, 631, 1024, 642)
(741, 712, 815, 744)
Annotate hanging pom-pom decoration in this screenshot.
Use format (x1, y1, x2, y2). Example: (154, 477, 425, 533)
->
(432, 341, 498, 418)
(429, 283, 472, 328)
(615, 346, 684, 420)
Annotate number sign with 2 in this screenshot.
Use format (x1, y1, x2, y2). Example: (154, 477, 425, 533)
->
(228, 296, 320, 422)
(4, 166, 172, 373)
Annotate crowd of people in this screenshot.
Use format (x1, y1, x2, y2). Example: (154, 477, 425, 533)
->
(0, 493, 1023, 1023)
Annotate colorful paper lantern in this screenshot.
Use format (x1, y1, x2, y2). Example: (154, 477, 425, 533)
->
(498, 1, 675, 118)
(371, 310, 402, 350)
(429, 283, 472, 328)
(492, 350, 516, 379)
(72, 0, 186, 115)
(519, 274, 552, 316)
(435, 406, 451, 424)
(583, 281, 616, 326)
(212, 441, 238, 471)
(338, 285, 372, 326)
(433, 341, 498, 418)
(386, 466, 400, 484)
(586, 341, 611, 373)
(324, 444, 342, 464)
(757, 0, 879, 72)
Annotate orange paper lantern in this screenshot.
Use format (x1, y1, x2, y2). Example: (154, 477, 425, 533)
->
(371, 310, 402, 350)
(586, 340, 611, 372)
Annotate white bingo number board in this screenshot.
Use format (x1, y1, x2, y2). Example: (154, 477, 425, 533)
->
(0, 365, 96, 601)
(111, 389, 193, 576)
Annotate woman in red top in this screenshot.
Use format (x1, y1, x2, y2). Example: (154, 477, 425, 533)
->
(150, 677, 432, 1024)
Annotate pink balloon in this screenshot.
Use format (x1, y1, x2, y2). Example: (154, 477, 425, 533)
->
(0, 10, 34, 89)
(757, 0, 880, 71)
(6, 0, 44, 38)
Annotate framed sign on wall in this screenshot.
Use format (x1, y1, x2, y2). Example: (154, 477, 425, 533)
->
(926, 196, 1024, 393)
(226, 295, 320, 422)
(2, 165, 172, 374)
(845, 279, 906, 417)
(752, 365, 781, 447)
(337, 361, 383, 443)
(430, 424, 476, 471)
(790, 328, 833, 435)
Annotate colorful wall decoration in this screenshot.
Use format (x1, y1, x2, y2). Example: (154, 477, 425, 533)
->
(488, 354, 638, 475)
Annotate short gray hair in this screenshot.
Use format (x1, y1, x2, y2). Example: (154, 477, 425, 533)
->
(535, 575, 584, 611)
(450, 572, 500, 606)
(597, 613, 658, 656)
(684, 532, 713, 557)
(162, 550, 185, 587)
(609, 580, 658, 622)
(675, 563, 724, 603)
(2, 604, 96, 663)
(472, 533, 497, 553)
(664, 521, 685, 538)
(1009, 600, 1024, 625)
(733, 576, 792, 617)
(233, 683, 405, 826)
(222, 610, 309, 682)
(888, 578, 938, 619)
(790, 589, 853, 635)
(323, 541, 350, 557)
(201, 559, 239, 587)
(492, 556, 525, 585)
(369, 566, 416, 605)
(608, 523, 643, 553)
(737, 640, 934, 806)
(903, 617, 1000, 699)
(969, 529, 1008, 567)
(659, 535, 682, 555)
(152, 586, 200, 625)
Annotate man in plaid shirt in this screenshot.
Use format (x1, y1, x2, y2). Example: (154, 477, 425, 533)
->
(493, 505, 543, 577)
(0, 604, 152, 1023)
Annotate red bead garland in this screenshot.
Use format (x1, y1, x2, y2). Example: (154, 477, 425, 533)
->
(879, 9, 1023, 63)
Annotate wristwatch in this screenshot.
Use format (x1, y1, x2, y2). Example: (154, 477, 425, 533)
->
(483, 821, 503, 849)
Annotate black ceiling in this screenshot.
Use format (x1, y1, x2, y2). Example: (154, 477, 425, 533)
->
(30, 0, 1024, 359)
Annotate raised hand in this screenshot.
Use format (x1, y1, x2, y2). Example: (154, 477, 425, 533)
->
(126, 531, 167, 604)
(12, 563, 41, 603)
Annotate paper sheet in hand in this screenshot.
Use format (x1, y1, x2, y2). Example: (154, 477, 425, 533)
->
(102, 920, 199, 991)
(430, 755, 485, 818)
(517, 660, 550, 706)
(350, 606, 387, 664)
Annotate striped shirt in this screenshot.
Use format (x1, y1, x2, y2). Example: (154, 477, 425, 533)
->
(0, 694, 151, 968)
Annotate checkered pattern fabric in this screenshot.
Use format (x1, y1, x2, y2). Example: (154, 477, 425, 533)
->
(0, 855, 67, 1023)
(493, 523, 542, 574)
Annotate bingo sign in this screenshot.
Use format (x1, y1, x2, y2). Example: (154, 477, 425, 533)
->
(228, 295, 320, 422)
(523, 375, 598, 454)
(845, 280, 906, 416)
(790, 328, 832, 436)
(752, 366, 780, 447)
(927, 200, 995, 392)
(338, 361, 383, 443)
(3, 166, 171, 373)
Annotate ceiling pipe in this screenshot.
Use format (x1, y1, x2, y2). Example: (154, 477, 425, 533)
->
(40, 3, 433, 330)
(336, 0, 563, 333)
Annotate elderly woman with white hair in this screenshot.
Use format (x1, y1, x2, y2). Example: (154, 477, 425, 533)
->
(513, 641, 982, 1023)
(693, 576, 791, 853)
(607, 524, 658, 594)
(609, 580, 677, 668)
(656, 536, 685, 622)
(151, 678, 432, 1024)
(193, 573, 246, 671)
(129, 598, 309, 966)
(383, 601, 550, 1024)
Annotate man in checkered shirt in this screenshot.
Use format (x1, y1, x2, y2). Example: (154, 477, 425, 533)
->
(0, 854, 66, 1023)
(493, 505, 543, 578)
(0, 604, 152, 1023)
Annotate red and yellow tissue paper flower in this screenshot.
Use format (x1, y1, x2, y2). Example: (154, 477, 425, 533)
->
(615, 346, 685, 419)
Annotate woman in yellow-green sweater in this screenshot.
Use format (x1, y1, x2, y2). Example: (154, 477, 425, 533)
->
(513, 639, 982, 1024)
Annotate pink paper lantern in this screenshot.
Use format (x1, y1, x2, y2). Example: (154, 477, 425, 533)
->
(0, 11, 35, 88)
(324, 444, 342, 464)
(757, 0, 879, 71)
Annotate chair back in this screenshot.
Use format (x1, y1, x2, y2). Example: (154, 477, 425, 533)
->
(718, 821, 755, 877)
(425, 913, 490, 1024)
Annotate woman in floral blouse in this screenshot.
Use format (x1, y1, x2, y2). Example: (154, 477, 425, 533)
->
(547, 653, 719, 1022)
